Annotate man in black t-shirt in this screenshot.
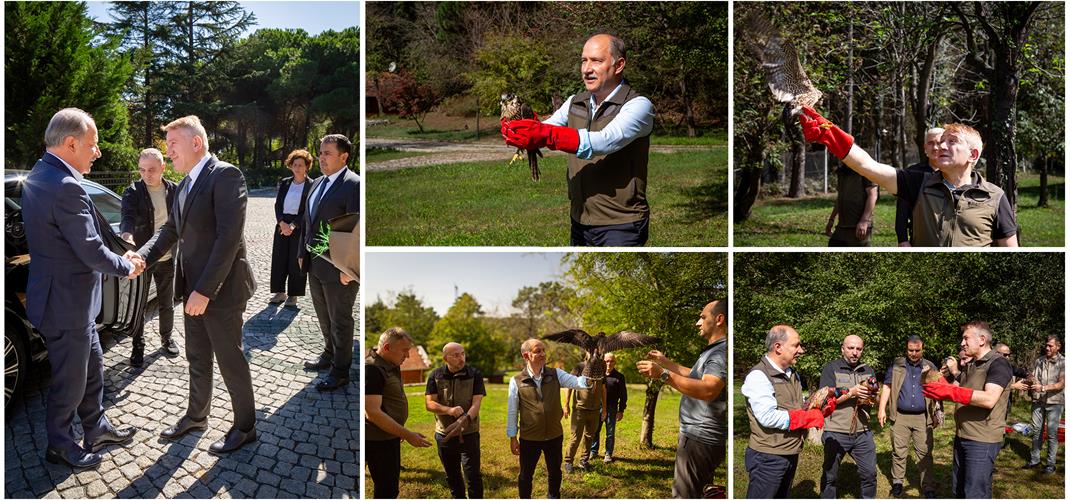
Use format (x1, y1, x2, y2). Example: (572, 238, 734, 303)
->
(424, 342, 487, 499)
(590, 353, 627, 463)
(827, 165, 877, 247)
(896, 128, 942, 246)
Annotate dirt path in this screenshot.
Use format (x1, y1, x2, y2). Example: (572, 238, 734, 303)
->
(365, 137, 717, 172)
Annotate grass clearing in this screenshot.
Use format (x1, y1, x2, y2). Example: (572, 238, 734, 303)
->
(367, 146, 431, 162)
(734, 173, 1064, 247)
(366, 382, 727, 498)
(367, 150, 728, 246)
(732, 386, 1065, 498)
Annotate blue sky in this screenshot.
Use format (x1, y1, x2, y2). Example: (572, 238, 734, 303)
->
(85, 1, 360, 36)
(364, 253, 569, 317)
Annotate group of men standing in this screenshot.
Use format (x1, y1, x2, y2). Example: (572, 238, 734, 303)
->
(743, 323, 1064, 499)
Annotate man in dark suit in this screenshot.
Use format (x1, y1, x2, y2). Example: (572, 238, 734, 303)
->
(22, 108, 141, 469)
(131, 115, 258, 454)
(120, 148, 179, 366)
(298, 134, 360, 392)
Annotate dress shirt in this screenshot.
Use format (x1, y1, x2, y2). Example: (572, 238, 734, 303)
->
(282, 179, 306, 215)
(543, 81, 655, 160)
(47, 152, 84, 182)
(740, 355, 792, 430)
(506, 366, 591, 438)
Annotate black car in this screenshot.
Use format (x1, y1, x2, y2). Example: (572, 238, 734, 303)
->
(5, 171, 152, 414)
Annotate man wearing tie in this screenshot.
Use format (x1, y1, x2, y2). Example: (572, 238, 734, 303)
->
(22, 108, 141, 468)
(131, 115, 258, 454)
(299, 134, 360, 392)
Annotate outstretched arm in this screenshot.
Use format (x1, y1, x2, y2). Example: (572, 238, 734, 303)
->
(799, 107, 899, 194)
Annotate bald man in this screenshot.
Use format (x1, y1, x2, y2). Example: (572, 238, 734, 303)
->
(819, 334, 877, 498)
(425, 342, 486, 498)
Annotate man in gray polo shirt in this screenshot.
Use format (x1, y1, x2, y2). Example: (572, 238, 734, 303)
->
(637, 299, 728, 498)
(819, 334, 877, 498)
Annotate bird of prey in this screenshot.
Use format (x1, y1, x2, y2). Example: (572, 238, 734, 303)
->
(500, 93, 543, 181)
(739, 9, 823, 119)
(542, 329, 659, 380)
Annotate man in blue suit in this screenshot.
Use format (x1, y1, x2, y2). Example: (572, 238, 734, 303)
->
(21, 108, 143, 469)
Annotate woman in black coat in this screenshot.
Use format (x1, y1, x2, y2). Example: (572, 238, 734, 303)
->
(270, 149, 314, 307)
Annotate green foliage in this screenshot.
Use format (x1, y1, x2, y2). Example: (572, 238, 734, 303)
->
(367, 290, 440, 347)
(468, 35, 572, 116)
(427, 293, 507, 376)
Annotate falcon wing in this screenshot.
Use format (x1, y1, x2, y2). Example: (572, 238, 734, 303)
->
(601, 330, 659, 353)
(542, 329, 591, 348)
(740, 9, 822, 110)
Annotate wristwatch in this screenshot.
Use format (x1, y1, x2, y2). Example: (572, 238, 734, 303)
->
(659, 371, 670, 383)
(288, 223, 296, 231)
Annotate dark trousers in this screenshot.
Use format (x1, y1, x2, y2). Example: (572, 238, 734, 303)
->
(952, 437, 1000, 498)
(39, 322, 113, 454)
(744, 447, 798, 498)
(436, 431, 484, 498)
(132, 259, 175, 349)
(590, 408, 618, 457)
(184, 304, 256, 431)
(308, 262, 358, 378)
(672, 433, 725, 499)
(570, 217, 649, 247)
(270, 214, 306, 296)
(367, 437, 402, 498)
(820, 430, 877, 499)
(518, 435, 563, 498)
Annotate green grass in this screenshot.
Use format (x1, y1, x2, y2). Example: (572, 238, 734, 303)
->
(366, 151, 728, 246)
(650, 134, 727, 146)
(734, 173, 1064, 247)
(366, 382, 727, 498)
(732, 386, 1065, 499)
(366, 146, 432, 162)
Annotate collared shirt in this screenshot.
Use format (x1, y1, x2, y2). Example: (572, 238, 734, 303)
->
(185, 153, 212, 188)
(740, 355, 792, 430)
(543, 81, 655, 160)
(506, 365, 590, 438)
(425, 364, 487, 398)
(282, 178, 306, 215)
(309, 167, 347, 214)
(885, 358, 926, 413)
(1032, 353, 1065, 404)
(679, 337, 728, 445)
(47, 152, 84, 182)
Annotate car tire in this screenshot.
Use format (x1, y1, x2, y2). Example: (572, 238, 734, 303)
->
(4, 326, 29, 417)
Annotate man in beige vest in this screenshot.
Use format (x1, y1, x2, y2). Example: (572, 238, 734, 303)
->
(1021, 335, 1064, 474)
(563, 361, 606, 472)
(877, 336, 941, 498)
(425, 342, 486, 498)
(365, 328, 432, 498)
(740, 325, 836, 498)
(502, 34, 656, 246)
(507, 338, 593, 498)
(922, 321, 1013, 498)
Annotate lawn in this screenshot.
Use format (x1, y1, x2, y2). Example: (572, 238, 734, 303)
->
(732, 385, 1065, 499)
(367, 146, 431, 162)
(365, 381, 728, 498)
(734, 173, 1065, 247)
(366, 150, 729, 246)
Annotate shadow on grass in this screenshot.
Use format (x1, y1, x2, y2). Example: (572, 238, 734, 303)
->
(674, 174, 729, 220)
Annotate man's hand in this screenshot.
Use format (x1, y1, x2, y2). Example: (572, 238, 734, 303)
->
(1011, 380, 1029, 391)
(185, 291, 210, 316)
(850, 381, 871, 399)
(448, 406, 465, 418)
(636, 360, 663, 380)
(825, 217, 835, 237)
(601, 408, 607, 422)
(404, 430, 431, 448)
(798, 106, 855, 159)
(123, 251, 145, 279)
(563, 405, 571, 418)
(898, 241, 912, 248)
(510, 436, 520, 456)
(616, 411, 624, 422)
(878, 408, 887, 428)
(121, 232, 135, 245)
(855, 220, 870, 241)
(503, 120, 579, 154)
(646, 350, 668, 365)
(340, 272, 355, 285)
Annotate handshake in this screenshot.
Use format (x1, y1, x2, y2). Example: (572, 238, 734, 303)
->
(122, 251, 147, 279)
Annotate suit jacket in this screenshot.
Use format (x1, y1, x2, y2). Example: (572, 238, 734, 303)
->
(298, 167, 360, 282)
(120, 178, 178, 246)
(22, 153, 133, 330)
(274, 175, 313, 229)
(138, 155, 255, 309)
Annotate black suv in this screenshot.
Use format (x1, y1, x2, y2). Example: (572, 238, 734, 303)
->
(5, 171, 152, 414)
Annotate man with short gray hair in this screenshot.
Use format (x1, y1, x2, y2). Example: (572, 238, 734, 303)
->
(1022, 335, 1064, 474)
(896, 128, 943, 246)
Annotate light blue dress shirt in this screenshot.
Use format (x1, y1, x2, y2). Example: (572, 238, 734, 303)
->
(507, 366, 591, 438)
(543, 81, 655, 160)
(740, 355, 793, 431)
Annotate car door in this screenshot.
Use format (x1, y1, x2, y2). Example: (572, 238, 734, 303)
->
(81, 182, 149, 333)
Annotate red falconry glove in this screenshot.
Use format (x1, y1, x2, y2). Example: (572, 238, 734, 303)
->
(822, 394, 837, 418)
(503, 119, 580, 154)
(923, 380, 973, 405)
(798, 106, 854, 159)
(787, 408, 826, 431)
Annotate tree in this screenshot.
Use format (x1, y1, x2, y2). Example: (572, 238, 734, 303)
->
(391, 70, 442, 133)
(428, 293, 506, 376)
(105, 1, 171, 147)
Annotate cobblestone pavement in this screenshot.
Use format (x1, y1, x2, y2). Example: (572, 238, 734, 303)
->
(4, 188, 360, 498)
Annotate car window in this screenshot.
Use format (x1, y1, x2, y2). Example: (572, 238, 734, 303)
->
(82, 183, 122, 228)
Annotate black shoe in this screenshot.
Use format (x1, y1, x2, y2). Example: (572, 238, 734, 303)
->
(1022, 461, 1041, 469)
(160, 416, 208, 440)
(923, 491, 937, 499)
(129, 348, 144, 367)
(46, 447, 101, 469)
(891, 483, 903, 497)
(1044, 465, 1056, 474)
(316, 374, 350, 392)
(303, 356, 331, 371)
(85, 427, 135, 452)
(160, 337, 180, 357)
(208, 427, 257, 455)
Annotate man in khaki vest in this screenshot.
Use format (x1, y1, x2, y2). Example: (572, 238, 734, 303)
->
(800, 108, 1018, 247)
(1021, 335, 1065, 474)
(563, 361, 606, 472)
(922, 321, 1013, 498)
(877, 336, 941, 498)
(365, 328, 432, 498)
(740, 325, 836, 498)
(507, 339, 593, 498)
(502, 33, 656, 246)
(425, 342, 486, 498)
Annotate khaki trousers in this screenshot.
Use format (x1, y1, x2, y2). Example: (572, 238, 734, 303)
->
(890, 411, 934, 492)
(565, 408, 601, 464)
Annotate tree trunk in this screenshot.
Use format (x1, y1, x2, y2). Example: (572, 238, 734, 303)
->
(639, 381, 661, 449)
(680, 76, 697, 138)
(845, 17, 854, 136)
(1038, 156, 1049, 207)
(986, 56, 1020, 210)
(912, 32, 942, 153)
(735, 167, 762, 224)
(784, 112, 806, 198)
(373, 75, 384, 117)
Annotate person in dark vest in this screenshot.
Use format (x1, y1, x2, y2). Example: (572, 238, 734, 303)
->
(818, 334, 878, 498)
(741, 325, 837, 498)
(365, 327, 432, 498)
(589, 352, 627, 463)
(637, 299, 729, 499)
(425, 342, 486, 498)
(268, 149, 313, 309)
(563, 360, 605, 473)
(502, 33, 656, 246)
(825, 166, 876, 247)
(876, 336, 942, 498)
(922, 321, 1013, 498)
(120, 148, 179, 366)
(895, 128, 942, 246)
(800, 108, 1018, 247)
(507, 338, 594, 498)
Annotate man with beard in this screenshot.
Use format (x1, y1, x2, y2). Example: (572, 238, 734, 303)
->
(877, 336, 941, 498)
(819, 335, 877, 498)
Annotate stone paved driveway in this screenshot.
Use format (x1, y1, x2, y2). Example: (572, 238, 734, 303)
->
(4, 188, 359, 498)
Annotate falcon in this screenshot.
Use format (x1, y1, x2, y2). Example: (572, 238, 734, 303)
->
(739, 9, 823, 119)
(500, 93, 543, 181)
(542, 329, 659, 380)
